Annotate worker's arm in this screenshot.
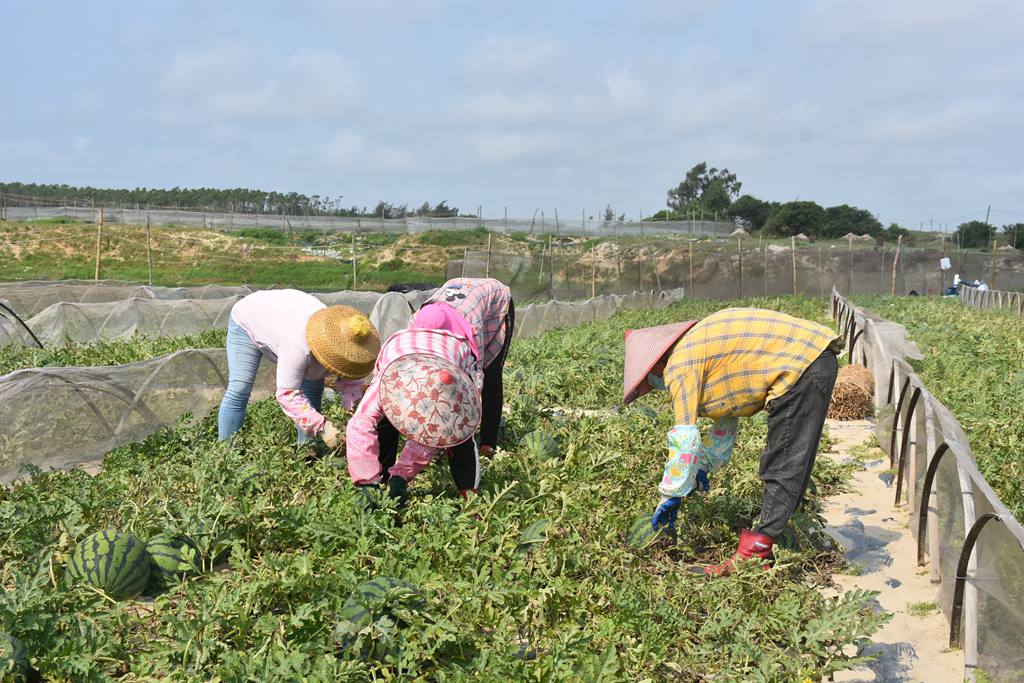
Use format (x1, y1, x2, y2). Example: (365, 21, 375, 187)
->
(696, 417, 740, 477)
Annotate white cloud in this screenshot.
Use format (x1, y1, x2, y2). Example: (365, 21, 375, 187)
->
(321, 130, 415, 172)
(457, 36, 565, 81)
(158, 45, 359, 125)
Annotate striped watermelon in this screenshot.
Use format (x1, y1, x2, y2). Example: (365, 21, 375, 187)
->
(146, 533, 202, 591)
(517, 519, 552, 554)
(0, 632, 30, 682)
(519, 430, 560, 460)
(624, 514, 676, 549)
(333, 577, 425, 658)
(65, 530, 151, 600)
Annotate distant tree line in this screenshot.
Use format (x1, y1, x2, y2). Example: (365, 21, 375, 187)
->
(0, 182, 463, 218)
(653, 163, 1021, 249)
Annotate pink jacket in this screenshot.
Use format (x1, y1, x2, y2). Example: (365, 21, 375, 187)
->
(346, 327, 481, 484)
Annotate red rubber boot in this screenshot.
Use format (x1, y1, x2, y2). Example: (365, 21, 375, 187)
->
(687, 529, 775, 576)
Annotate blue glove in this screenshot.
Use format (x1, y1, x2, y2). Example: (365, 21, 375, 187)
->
(652, 497, 681, 531)
(695, 469, 710, 493)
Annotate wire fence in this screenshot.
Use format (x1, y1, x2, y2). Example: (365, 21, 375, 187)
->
(448, 239, 1024, 302)
(833, 290, 1024, 681)
(0, 192, 735, 238)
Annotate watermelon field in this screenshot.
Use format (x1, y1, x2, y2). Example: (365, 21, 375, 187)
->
(0, 297, 889, 681)
(852, 295, 1024, 516)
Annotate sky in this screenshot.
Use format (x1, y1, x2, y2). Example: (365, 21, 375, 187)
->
(2, 0, 1022, 228)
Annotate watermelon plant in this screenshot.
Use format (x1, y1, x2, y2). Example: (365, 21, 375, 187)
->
(0, 296, 888, 680)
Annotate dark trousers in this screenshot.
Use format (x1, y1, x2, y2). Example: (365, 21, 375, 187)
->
(376, 300, 515, 490)
(756, 349, 838, 538)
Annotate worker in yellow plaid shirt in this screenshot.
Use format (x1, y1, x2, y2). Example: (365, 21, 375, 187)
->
(623, 308, 842, 576)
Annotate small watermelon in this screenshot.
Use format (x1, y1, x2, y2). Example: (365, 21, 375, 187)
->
(0, 633, 30, 682)
(333, 577, 426, 659)
(517, 519, 552, 554)
(624, 514, 676, 549)
(146, 533, 202, 591)
(65, 530, 151, 600)
(519, 430, 560, 460)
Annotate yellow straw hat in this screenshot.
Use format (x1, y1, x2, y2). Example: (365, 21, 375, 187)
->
(305, 305, 381, 379)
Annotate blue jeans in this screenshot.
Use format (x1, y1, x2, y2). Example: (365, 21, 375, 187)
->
(218, 320, 324, 443)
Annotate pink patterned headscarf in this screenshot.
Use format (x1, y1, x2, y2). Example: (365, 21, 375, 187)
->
(412, 303, 479, 360)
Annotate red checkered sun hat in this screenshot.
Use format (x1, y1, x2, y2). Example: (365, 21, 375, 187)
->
(379, 353, 482, 448)
(622, 320, 698, 404)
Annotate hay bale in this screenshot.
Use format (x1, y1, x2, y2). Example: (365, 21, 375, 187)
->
(828, 364, 874, 420)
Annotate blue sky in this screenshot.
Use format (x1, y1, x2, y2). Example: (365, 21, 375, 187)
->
(2, 0, 1022, 227)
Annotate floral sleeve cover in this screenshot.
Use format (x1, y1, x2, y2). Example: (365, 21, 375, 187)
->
(697, 417, 739, 474)
(658, 424, 702, 498)
(275, 389, 326, 436)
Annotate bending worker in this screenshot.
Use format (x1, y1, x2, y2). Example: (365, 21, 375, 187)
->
(623, 308, 841, 576)
(346, 277, 513, 500)
(218, 290, 381, 448)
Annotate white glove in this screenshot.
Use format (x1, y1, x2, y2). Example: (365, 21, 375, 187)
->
(321, 422, 342, 449)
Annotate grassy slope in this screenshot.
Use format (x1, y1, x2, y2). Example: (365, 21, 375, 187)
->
(0, 297, 887, 681)
(852, 295, 1024, 515)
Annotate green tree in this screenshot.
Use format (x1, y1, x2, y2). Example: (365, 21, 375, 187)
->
(666, 162, 741, 213)
(953, 220, 996, 249)
(728, 195, 772, 231)
(821, 204, 882, 239)
(763, 201, 826, 237)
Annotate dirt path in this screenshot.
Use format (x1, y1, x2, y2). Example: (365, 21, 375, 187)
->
(822, 419, 964, 683)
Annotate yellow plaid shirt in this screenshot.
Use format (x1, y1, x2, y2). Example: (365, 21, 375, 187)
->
(664, 308, 841, 425)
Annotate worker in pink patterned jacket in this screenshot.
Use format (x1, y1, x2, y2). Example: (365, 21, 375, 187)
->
(219, 290, 381, 449)
(345, 278, 513, 502)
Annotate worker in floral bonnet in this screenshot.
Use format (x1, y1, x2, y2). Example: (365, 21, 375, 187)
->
(218, 290, 381, 448)
(623, 308, 841, 575)
(346, 277, 513, 501)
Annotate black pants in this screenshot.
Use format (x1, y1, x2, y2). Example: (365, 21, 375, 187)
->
(756, 349, 838, 538)
(376, 300, 515, 490)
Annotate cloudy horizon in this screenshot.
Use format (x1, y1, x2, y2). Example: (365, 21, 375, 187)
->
(2, 0, 1022, 228)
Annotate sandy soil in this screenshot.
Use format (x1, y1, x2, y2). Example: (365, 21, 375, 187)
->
(822, 419, 964, 682)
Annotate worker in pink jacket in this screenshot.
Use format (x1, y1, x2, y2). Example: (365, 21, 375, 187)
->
(346, 278, 513, 501)
(219, 290, 381, 448)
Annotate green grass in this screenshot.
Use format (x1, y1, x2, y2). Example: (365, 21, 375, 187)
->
(906, 601, 938, 617)
(0, 297, 888, 681)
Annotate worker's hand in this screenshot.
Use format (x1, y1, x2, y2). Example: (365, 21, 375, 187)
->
(652, 496, 681, 532)
(388, 475, 410, 507)
(479, 445, 495, 459)
(695, 469, 710, 493)
(321, 422, 342, 449)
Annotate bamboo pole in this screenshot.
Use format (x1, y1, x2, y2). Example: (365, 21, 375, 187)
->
(688, 243, 694, 296)
(352, 233, 358, 287)
(462, 247, 468, 278)
(591, 252, 597, 298)
(791, 236, 797, 296)
(94, 208, 104, 281)
(890, 235, 902, 295)
(818, 246, 823, 298)
(847, 234, 853, 295)
(145, 212, 154, 285)
(880, 247, 886, 294)
(763, 245, 768, 297)
(990, 235, 998, 289)
(737, 237, 743, 298)
(485, 233, 492, 278)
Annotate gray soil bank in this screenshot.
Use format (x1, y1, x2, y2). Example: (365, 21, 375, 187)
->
(822, 419, 964, 682)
